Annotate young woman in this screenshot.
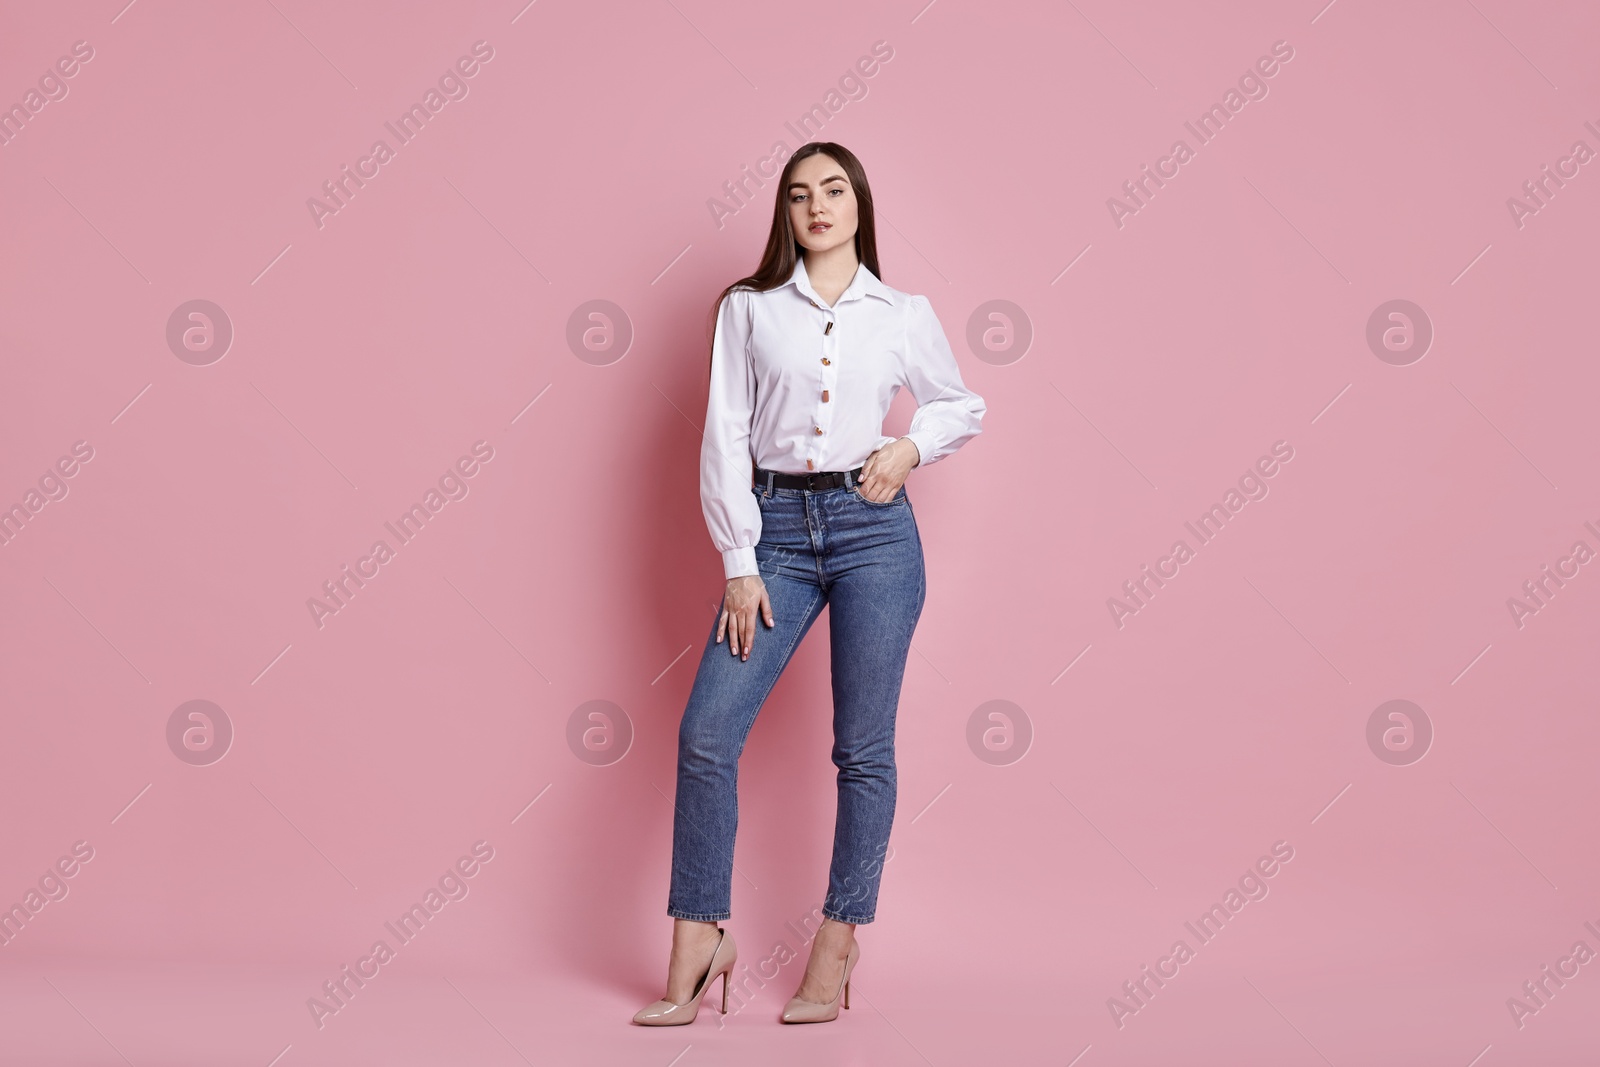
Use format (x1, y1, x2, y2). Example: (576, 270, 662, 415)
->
(633, 142, 986, 1026)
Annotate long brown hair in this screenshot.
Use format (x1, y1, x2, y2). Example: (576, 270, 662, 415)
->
(707, 142, 882, 369)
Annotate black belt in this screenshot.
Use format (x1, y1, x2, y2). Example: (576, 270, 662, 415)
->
(753, 463, 865, 492)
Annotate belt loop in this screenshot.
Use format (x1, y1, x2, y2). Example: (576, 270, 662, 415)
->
(843, 468, 855, 490)
(764, 469, 774, 496)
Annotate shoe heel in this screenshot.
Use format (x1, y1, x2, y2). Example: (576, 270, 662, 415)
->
(843, 977, 849, 1010)
(720, 969, 730, 1013)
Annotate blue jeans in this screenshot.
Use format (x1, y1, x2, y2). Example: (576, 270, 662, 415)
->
(668, 469, 927, 925)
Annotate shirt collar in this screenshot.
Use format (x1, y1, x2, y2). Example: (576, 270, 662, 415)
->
(784, 257, 897, 307)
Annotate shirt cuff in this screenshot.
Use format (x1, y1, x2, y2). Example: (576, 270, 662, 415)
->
(904, 430, 935, 468)
(723, 546, 758, 580)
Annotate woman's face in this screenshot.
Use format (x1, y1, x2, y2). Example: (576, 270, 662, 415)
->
(788, 153, 858, 255)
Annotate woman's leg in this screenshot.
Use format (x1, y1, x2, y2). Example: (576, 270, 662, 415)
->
(667, 540, 827, 922)
(818, 492, 927, 925)
(786, 486, 925, 1006)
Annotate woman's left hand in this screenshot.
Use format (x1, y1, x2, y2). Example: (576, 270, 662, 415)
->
(857, 437, 920, 502)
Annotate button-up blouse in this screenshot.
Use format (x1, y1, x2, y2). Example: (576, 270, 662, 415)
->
(700, 257, 986, 579)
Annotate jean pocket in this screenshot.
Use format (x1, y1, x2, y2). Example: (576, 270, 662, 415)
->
(852, 484, 907, 508)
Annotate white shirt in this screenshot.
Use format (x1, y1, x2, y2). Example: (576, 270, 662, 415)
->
(700, 257, 986, 579)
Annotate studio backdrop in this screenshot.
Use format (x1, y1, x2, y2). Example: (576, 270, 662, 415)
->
(1, 1, 1598, 1064)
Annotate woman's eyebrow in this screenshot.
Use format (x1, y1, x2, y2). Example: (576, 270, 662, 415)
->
(787, 174, 849, 192)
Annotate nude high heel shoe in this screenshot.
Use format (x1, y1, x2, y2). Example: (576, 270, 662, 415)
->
(780, 938, 858, 1023)
(632, 927, 738, 1026)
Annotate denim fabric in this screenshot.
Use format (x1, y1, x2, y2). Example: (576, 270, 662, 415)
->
(667, 470, 926, 925)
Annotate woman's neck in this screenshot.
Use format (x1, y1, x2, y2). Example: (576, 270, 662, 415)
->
(803, 247, 860, 305)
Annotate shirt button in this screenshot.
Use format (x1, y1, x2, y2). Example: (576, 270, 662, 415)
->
(821, 389, 829, 401)
(814, 427, 823, 435)
(821, 357, 830, 365)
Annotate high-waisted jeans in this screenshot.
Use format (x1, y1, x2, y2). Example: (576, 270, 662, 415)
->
(667, 468, 926, 925)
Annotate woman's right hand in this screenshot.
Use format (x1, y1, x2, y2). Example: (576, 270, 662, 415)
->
(718, 575, 773, 660)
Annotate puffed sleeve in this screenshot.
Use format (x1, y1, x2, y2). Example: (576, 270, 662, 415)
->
(889, 293, 986, 467)
(700, 288, 761, 579)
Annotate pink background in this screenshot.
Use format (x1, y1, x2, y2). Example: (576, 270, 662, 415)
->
(3, 0, 1599, 1063)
